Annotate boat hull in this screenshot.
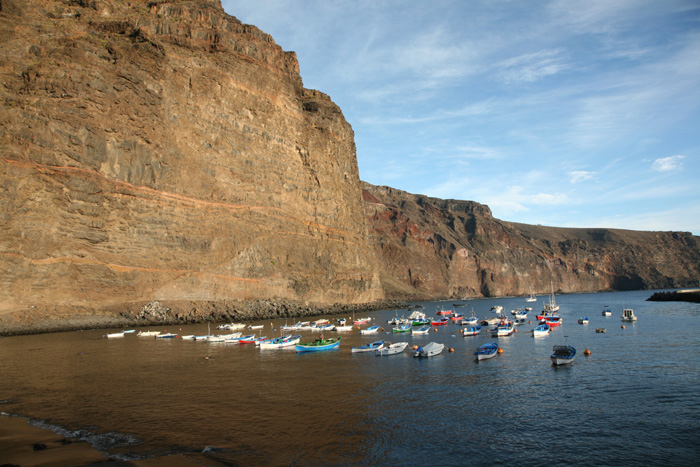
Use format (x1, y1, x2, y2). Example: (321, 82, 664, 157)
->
(296, 338, 341, 352)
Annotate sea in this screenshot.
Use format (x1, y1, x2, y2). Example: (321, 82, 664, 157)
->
(1, 289, 699, 466)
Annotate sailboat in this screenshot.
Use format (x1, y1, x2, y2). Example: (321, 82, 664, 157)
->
(542, 281, 559, 313)
(526, 286, 537, 302)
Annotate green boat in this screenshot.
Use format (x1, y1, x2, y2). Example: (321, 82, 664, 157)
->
(392, 324, 412, 333)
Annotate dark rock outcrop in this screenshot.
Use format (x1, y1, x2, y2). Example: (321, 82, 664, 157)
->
(363, 183, 700, 299)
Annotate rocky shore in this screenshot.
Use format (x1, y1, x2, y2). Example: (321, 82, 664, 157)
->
(647, 289, 700, 303)
(0, 299, 407, 337)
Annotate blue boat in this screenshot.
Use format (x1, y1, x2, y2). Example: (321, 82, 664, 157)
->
(462, 325, 481, 336)
(474, 342, 499, 361)
(532, 323, 551, 336)
(551, 345, 576, 365)
(295, 337, 341, 353)
(351, 340, 385, 353)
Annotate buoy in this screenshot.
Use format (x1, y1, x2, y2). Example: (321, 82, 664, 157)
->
(528, 320, 532, 324)
(621, 325, 626, 329)
(380, 328, 385, 332)
(584, 348, 591, 356)
(433, 328, 438, 332)
(514, 329, 518, 333)
(448, 347, 455, 353)
(497, 348, 504, 354)
(413, 345, 419, 350)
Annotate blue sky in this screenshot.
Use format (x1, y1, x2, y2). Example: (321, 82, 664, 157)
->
(222, 0, 700, 235)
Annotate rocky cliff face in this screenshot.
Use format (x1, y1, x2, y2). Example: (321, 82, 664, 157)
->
(0, 0, 383, 328)
(363, 183, 700, 299)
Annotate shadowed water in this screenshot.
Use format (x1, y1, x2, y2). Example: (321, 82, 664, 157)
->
(2, 290, 699, 465)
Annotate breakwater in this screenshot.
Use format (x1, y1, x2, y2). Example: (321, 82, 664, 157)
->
(647, 289, 700, 303)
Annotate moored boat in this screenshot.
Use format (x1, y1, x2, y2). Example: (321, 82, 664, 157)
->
(353, 317, 372, 325)
(137, 330, 160, 337)
(435, 308, 453, 316)
(602, 307, 612, 316)
(392, 324, 412, 333)
(259, 335, 301, 350)
(461, 325, 482, 336)
(104, 332, 124, 339)
(532, 323, 551, 336)
(334, 325, 354, 332)
(414, 342, 444, 357)
(474, 342, 499, 361)
(296, 337, 341, 352)
(360, 325, 381, 335)
(376, 341, 409, 356)
(551, 345, 576, 365)
(412, 325, 431, 335)
(351, 340, 385, 353)
(540, 315, 562, 327)
(491, 319, 514, 337)
(450, 313, 464, 322)
(431, 318, 450, 326)
(578, 317, 589, 324)
(156, 333, 178, 339)
(621, 308, 637, 322)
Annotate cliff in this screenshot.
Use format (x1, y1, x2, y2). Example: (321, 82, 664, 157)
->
(363, 183, 700, 299)
(0, 0, 383, 332)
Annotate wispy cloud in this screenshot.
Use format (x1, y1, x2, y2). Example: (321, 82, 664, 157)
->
(651, 155, 686, 172)
(569, 171, 596, 183)
(497, 48, 571, 84)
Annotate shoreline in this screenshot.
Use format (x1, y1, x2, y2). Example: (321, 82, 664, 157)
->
(0, 298, 408, 337)
(0, 413, 230, 466)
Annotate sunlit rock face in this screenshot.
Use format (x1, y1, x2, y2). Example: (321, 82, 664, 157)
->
(0, 0, 383, 324)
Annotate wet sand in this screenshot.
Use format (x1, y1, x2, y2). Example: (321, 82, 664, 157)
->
(0, 413, 225, 466)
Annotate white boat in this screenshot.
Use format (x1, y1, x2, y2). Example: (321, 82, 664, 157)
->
(551, 345, 576, 365)
(334, 325, 354, 332)
(526, 286, 537, 302)
(351, 340, 385, 353)
(491, 319, 515, 337)
(259, 335, 301, 350)
(104, 332, 124, 338)
(156, 333, 178, 339)
(408, 310, 426, 320)
(412, 325, 431, 335)
(463, 308, 479, 326)
(353, 317, 372, 325)
(514, 308, 529, 320)
(621, 308, 637, 322)
(461, 325, 481, 336)
(181, 335, 196, 340)
(249, 324, 264, 330)
(122, 330, 136, 334)
(602, 307, 612, 316)
(376, 342, 408, 356)
(414, 342, 444, 357)
(137, 330, 160, 337)
(532, 323, 550, 336)
(218, 323, 246, 330)
(360, 325, 381, 335)
(578, 317, 589, 324)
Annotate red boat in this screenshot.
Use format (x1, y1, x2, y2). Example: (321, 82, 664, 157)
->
(431, 318, 450, 326)
(436, 309, 453, 316)
(540, 316, 562, 327)
(450, 313, 464, 322)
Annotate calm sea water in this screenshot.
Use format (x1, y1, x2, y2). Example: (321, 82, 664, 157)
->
(2, 290, 699, 466)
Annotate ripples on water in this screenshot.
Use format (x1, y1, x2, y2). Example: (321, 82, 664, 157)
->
(1, 290, 699, 465)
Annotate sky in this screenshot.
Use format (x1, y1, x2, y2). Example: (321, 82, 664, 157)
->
(222, 0, 700, 235)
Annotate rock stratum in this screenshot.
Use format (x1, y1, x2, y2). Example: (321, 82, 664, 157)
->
(1, 0, 698, 334)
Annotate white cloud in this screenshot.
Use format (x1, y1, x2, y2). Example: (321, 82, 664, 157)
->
(651, 155, 685, 172)
(497, 48, 571, 84)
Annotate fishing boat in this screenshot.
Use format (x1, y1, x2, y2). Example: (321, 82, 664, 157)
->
(450, 313, 464, 322)
(104, 332, 124, 339)
(540, 315, 562, 328)
(414, 342, 444, 357)
(352, 340, 385, 353)
(513, 318, 527, 326)
(336, 318, 347, 326)
(238, 334, 265, 344)
(542, 281, 559, 313)
(376, 342, 409, 356)
(392, 324, 412, 333)
(412, 317, 432, 326)
(532, 323, 550, 336)
(218, 323, 246, 330)
(474, 342, 499, 361)
(156, 333, 178, 339)
(248, 324, 264, 330)
(461, 325, 482, 336)
(122, 330, 135, 334)
(436, 307, 453, 316)
(526, 286, 537, 302)
(490, 305, 504, 314)
(463, 308, 478, 326)
(137, 330, 160, 337)
(412, 325, 431, 335)
(431, 318, 450, 326)
(513, 308, 529, 320)
(621, 308, 637, 322)
(551, 345, 576, 365)
(353, 317, 372, 325)
(578, 317, 589, 324)
(360, 325, 381, 335)
(481, 317, 500, 326)
(491, 319, 515, 337)
(596, 328, 606, 333)
(602, 308, 612, 316)
(334, 325, 354, 332)
(259, 335, 301, 350)
(296, 337, 341, 352)
(181, 335, 196, 340)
